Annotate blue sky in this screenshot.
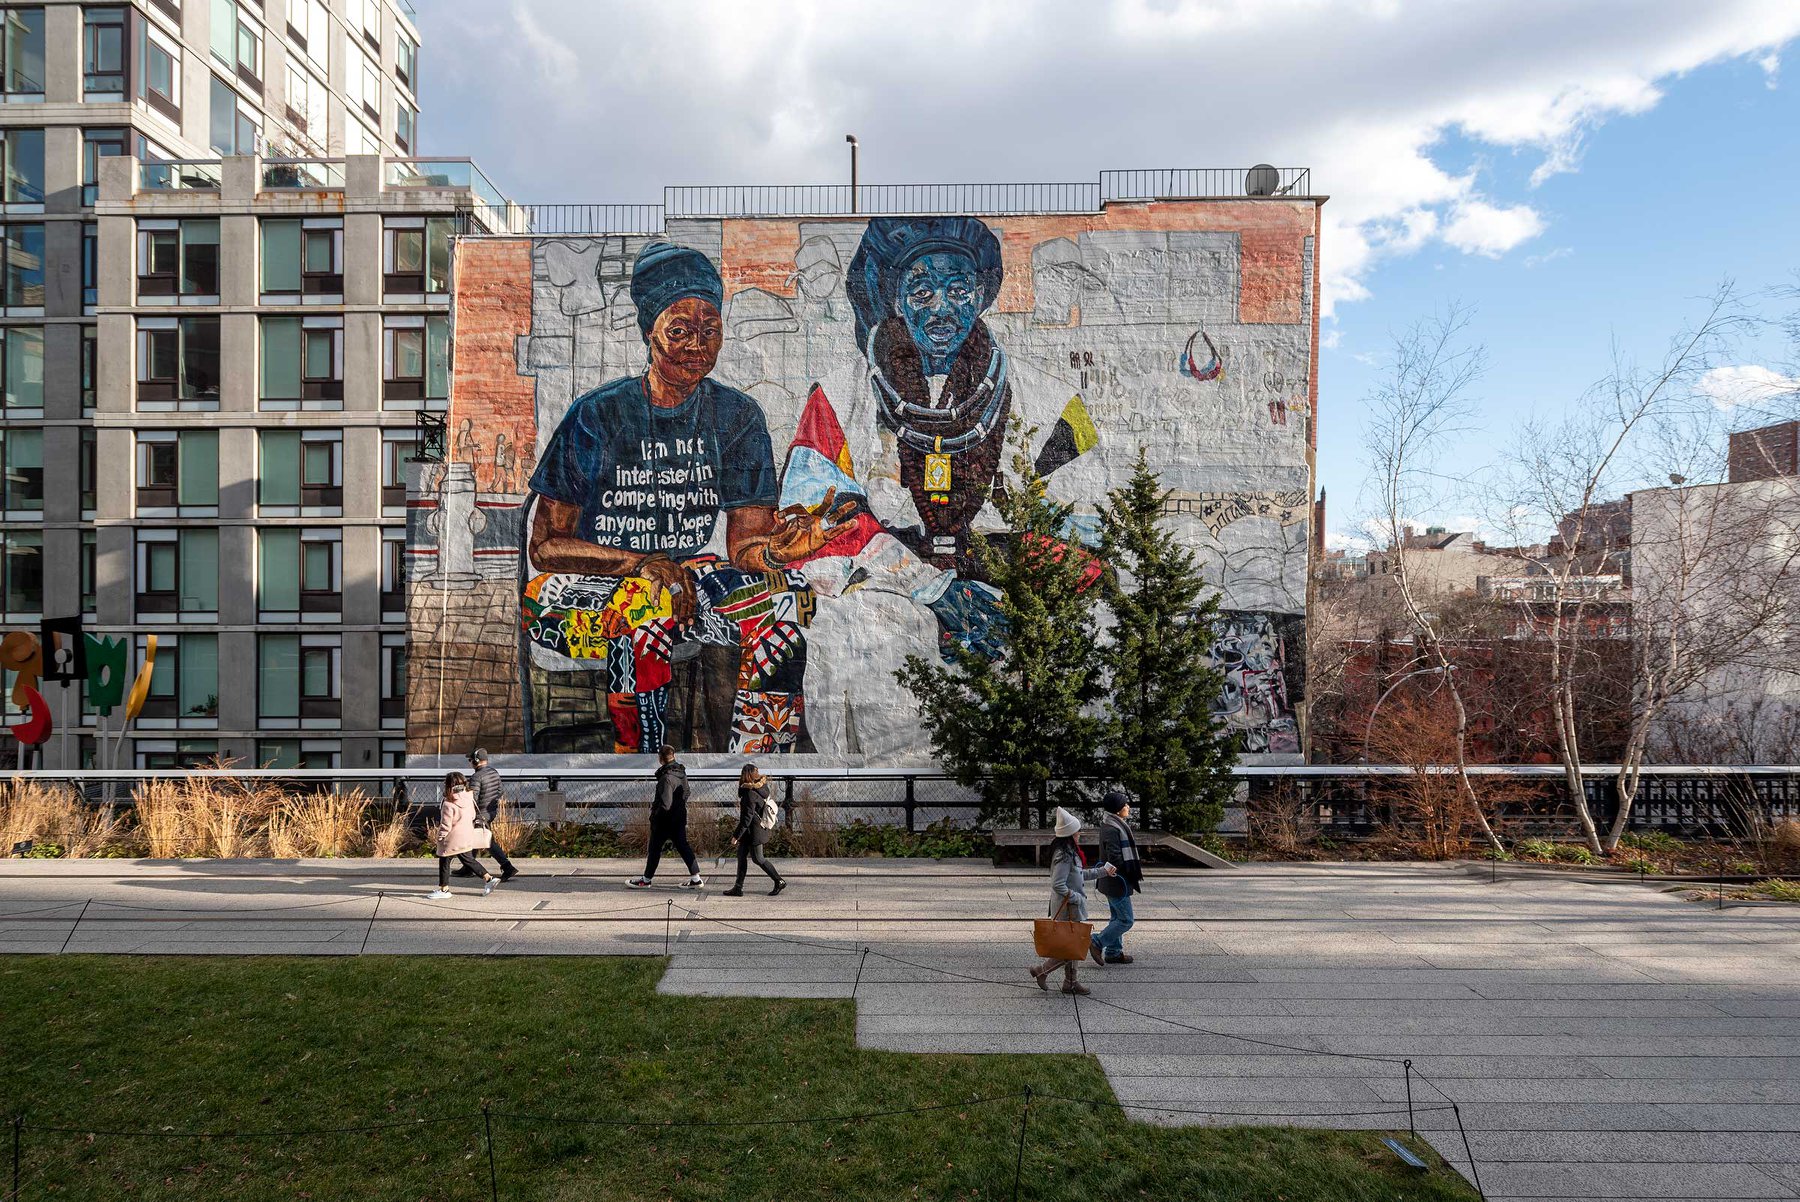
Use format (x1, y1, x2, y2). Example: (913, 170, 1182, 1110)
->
(414, 2, 1800, 544)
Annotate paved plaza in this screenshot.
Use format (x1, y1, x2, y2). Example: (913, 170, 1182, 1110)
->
(4, 857, 1799, 1200)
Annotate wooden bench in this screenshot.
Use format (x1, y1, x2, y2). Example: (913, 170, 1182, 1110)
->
(990, 828, 1234, 869)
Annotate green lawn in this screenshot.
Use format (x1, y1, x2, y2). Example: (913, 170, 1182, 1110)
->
(1, 957, 1478, 1200)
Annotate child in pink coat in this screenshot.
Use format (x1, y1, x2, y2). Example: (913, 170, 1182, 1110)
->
(430, 772, 499, 898)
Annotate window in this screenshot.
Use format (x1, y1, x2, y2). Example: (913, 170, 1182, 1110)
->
(2, 8, 44, 98)
(82, 8, 125, 98)
(138, 740, 218, 770)
(395, 100, 415, 152)
(259, 316, 343, 408)
(1, 426, 40, 511)
(380, 633, 405, 723)
(136, 633, 218, 724)
(258, 527, 340, 618)
(136, 219, 219, 300)
(283, 62, 324, 143)
(258, 428, 341, 511)
(1, 128, 42, 205)
(258, 738, 339, 769)
(1, 325, 41, 411)
(395, 30, 415, 89)
(347, 117, 380, 157)
(382, 216, 454, 296)
(0, 529, 39, 617)
(286, 0, 326, 71)
(81, 127, 126, 206)
(209, 74, 258, 154)
(2, 222, 42, 308)
(135, 430, 218, 514)
(135, 528, 218, 617)
(139, 24, 181, 122)
(382, 315, 449, 406)
(211, 0, 261, 86)
(258, 632, 339, 721)
(358, 0, 380, 48)
(80, 529, 96, 615)
(82, 223, 98, 308)
(80, 428, 96, 513)
(81, 326, 97, 413)
(136, 316, 220, 408)
(260, 218, 342, 298)
(380, 528, 404, 616)
(381, 431, 417, 512)
(351, 45, 380, 122)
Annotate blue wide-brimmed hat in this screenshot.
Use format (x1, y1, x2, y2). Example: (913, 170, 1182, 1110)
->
(630, 241, 725, 339)
(846, 216, 1003, 354)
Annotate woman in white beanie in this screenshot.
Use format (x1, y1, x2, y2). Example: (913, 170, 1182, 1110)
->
(1030, 806, 1116, 995)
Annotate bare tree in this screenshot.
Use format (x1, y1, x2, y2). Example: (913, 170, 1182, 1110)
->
(1491, 287, 1800, 853)
(1360, 306, 1503, 853)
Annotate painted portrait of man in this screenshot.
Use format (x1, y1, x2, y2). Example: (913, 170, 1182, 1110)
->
(520, 241, 851, 754)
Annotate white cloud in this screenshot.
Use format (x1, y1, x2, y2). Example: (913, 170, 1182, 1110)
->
(1698, 365, 1800, 411)
(425, 1, 1800, 314)
(1441, 199, 1548, 258)
(1523, 246, 1574, 267)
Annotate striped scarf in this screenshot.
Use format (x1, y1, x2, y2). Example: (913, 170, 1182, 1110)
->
(1101, 812, 1139, 871)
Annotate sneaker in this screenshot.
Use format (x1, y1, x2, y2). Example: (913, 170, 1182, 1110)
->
(769, 879, 787, 897)
(499, 867, 519, 883)
(1088, 940, 1106, 968)
(678, 877, 705, 890)
(626, 877, 653, 889)
(482, 878, 497, 896)
(428, 889, 452, 900)
(722, 886, 744, 897)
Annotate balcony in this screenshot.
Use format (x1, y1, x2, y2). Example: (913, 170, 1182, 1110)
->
(262, 159, 345, 191)
(138, 160, 223, 192)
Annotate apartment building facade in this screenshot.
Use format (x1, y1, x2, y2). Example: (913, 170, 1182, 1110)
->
(0, 0, 461, 769)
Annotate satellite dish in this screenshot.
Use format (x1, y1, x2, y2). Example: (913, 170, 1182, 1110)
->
(1245, 164, 1280, 197)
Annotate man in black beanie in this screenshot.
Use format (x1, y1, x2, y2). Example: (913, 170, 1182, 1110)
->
(1092, 789, 1143, 965)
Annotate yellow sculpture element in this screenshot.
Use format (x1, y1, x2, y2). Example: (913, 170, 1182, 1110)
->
(124, 634, 159, 721)
(0, 630, 41, 706)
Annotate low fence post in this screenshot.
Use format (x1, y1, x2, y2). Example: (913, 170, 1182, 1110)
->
(11, 1112, 20, 1202)
(903, 777, 916, 834)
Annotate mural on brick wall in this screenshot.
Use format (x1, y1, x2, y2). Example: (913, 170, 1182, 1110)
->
(408, 205, 1316, 764)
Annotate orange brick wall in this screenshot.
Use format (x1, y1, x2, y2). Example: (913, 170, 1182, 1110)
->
(450, 239, 538, 495)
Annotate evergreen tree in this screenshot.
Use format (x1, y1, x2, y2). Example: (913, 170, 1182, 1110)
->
(1098, 449, 1239, 833)
(895, 424, 1105, 824)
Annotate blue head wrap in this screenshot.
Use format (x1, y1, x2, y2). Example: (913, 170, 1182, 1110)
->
(629, 241, 725, 340)
(845, 216, 1004, 355)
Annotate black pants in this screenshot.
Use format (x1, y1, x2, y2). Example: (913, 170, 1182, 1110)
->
(734, 835, 782, 888)
(644, 808, 698, 880)
(439, 853, 485, 887)
(454, 826, 515, 875)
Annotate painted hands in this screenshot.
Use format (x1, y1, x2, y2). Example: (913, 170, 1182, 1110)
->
(638, 554, 699, 623)
(768, 486, 860, 565)
(925, 576, 1009, 662)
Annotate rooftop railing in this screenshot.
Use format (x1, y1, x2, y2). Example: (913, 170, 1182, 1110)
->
(261, 158, 346, 191)
(485, 166, 1316, 237)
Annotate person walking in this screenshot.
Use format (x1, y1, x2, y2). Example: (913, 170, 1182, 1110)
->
(626, 745, 704, 889)
(1030, 807, 1115, 995)
(1093, 790, 1143, 965)
(452, 748, 519, 882)
(723, 763, 786, 897)
(430, 772, 500, 899)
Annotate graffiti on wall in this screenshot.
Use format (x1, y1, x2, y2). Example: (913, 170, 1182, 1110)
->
(409, 205, 1316, 764)
(1206, 610, 1303, 755)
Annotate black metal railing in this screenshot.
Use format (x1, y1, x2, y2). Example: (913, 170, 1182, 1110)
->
(7, 765, 1800, 839)
(468, 166, 1317, 236)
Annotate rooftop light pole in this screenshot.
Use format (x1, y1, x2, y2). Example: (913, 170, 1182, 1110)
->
(846, 134, 858, 213)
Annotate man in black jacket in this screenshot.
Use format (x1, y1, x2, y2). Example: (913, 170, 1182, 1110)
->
(626, 745, 704, 889)
(1092, 790, 1142, 965)
(454, 748, 519, 881)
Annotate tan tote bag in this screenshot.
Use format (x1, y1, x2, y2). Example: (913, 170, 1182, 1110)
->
(1032, 898, 1093, 961)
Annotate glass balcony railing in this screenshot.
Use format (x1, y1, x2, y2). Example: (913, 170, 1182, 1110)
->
(261, 159, 345, 191)
(138, 160, 223, 192)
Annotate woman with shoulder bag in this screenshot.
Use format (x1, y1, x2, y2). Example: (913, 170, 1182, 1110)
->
(429, 772, 500, 899)
(723, 763, 786, 897)
(1030, 807, 1115, 995)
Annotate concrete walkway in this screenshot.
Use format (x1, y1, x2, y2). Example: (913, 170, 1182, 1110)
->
(4, 856, 1799, 1201)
